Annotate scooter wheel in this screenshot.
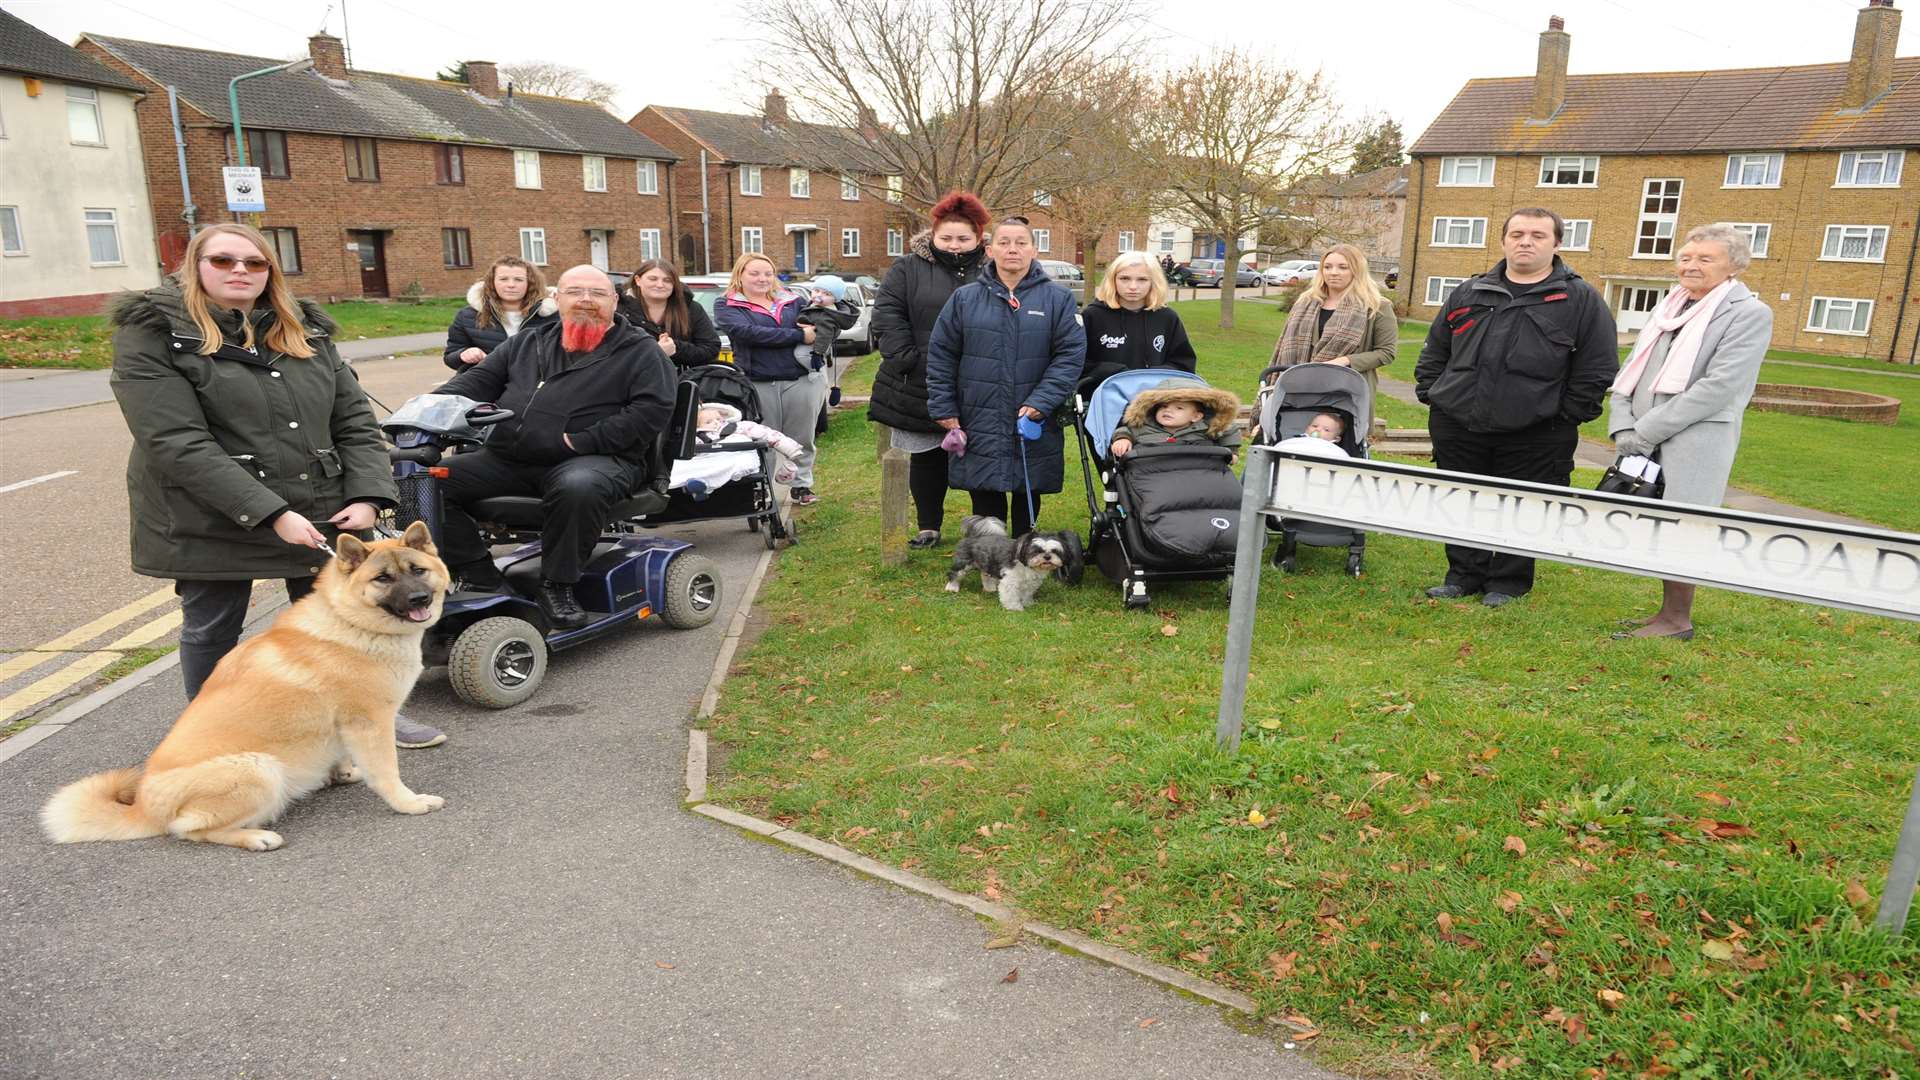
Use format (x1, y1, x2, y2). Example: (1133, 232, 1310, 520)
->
(661, 555, 722, 629)
(448, 616, 548, 709)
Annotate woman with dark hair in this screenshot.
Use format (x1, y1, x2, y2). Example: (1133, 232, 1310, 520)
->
(868, 190, 991, 548)
(616, 258, 722, 368)
(926, 217, 1086, 536)
(443, 256, 556, 370)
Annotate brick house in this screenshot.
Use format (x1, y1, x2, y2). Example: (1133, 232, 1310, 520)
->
(77, 32, 677, 300)
(1401, 3, 1919, 362)
(1285, 165, 1409, 275)
(0, 9, 161, 316)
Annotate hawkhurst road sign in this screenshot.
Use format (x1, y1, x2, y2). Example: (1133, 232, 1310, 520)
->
(1214, 447, 1920, 931)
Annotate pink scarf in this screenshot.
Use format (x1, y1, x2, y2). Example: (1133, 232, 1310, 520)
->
(1611, 280, 1736, 396)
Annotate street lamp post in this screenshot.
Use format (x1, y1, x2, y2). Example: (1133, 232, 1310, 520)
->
(228, 57, 313, 167)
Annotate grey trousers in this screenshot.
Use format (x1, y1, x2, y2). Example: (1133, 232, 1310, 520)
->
(751, 372, 828, 488)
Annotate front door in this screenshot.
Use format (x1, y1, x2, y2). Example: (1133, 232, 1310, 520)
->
(589, 230, 609, 271)
(1616, 285, 1663, 332)
(348, 231, 387, 298)
(793, 231, 809, 273)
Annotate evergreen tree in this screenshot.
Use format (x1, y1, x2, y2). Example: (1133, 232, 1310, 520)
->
(435, 62, 469, 83)
(1350, 118, 1404, 172)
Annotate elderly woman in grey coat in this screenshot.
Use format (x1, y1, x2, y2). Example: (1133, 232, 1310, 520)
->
(1608, 222, 1773, 640)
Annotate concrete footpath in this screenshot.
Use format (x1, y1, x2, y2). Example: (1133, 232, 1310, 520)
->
(0, 517, 1341, 1080)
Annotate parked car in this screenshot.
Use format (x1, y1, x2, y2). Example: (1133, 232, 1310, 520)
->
(682, 273, 732, 363)
(1037, 259, 1084, 282)
(1262, 259, 1319, 287)
(791, 277, 875, 354)
(1186, 258, 1262, 289)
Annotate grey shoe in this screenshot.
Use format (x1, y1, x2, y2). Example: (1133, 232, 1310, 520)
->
(1482, 591, 1520, 608)
(1425, 584, 1471, 599)
(395, 714, 447, 749)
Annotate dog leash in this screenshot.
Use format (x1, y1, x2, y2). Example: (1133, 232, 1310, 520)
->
(1017, 425, 1038, 529)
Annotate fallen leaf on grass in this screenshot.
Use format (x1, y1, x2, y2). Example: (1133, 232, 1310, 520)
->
(1696, 791, 1731, 807)
(1503, 835, 1528, 856)
(1247, 808, 1266, 825)
(1257, 718, 1282, 730)
(1597, 988, 1625, 1011)
(1562, 1013, 1588, 1045)
(1844, 879, 1873, 910)
(1696, 819, 1756, 840)
(1267, 950, 1299, 980)
(1160, 624, 1179, 637)
(1701, 939, 1735, 962)
(842, 826, 875, 840)
(1494, 890, 1524, 914)
(1001, 968, 1019, 984)
(808, 747, 831, 761)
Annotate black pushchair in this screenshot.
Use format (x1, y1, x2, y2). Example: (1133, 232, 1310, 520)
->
(1252, 362, 1373, 576)
(638, 363, 795, 548)
(1073, 368, 1242, 610)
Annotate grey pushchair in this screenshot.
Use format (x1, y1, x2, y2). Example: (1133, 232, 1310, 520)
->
(1252, 363, 1373, 576)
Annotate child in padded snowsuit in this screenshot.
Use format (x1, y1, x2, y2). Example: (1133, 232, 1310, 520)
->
(1109, 379, 1242, 459)
(672, 403, 804, 500)
(794, 281, 861, 370)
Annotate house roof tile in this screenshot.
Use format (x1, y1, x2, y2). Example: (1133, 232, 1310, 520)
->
(0, 9, 142, 92)
(652, 105, 886, 173)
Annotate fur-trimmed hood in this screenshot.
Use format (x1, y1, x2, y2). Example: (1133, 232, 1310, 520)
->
(107, 280, 334, 341)
(466, 280, 558, 317)
(906, 229, 986, 273)
(1121, 379, 1241, 437)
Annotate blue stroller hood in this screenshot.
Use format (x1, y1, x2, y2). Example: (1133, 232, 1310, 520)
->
(1083, 368, 1215, 455)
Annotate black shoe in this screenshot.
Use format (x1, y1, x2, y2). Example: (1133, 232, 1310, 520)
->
(1425, 584, 1473, 599)
(453, 559, 504, 593)
(538, 580, 591, 630)
(907, 529, 941, 549)
(791, 486, 819, 506)
(1482, 591, 1521, 608)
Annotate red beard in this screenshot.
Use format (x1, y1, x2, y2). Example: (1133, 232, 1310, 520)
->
(561, 316, 610, 354)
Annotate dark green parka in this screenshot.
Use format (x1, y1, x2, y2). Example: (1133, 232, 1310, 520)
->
(108, 283, 397, 581)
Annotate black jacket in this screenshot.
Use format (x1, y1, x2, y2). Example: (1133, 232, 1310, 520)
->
(1078, 302, 1197, 394)
(1414, 257, 1618, 433)
(614, 287, 723, 369)
(867, 230, 986, 432)
(438, 315, 677, 469)
(442, 281, 559, 371)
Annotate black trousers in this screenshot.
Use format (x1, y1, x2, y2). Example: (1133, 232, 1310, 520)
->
(968, 489, 1041, 537)
(909, 448, 949, 532)
(438, 449, 640, 584)
(176, 577, 313, 699)
(1428, 409, 1578, 596)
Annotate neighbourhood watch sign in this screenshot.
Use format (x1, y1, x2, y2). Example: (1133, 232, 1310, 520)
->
(223, 166, 265, 213)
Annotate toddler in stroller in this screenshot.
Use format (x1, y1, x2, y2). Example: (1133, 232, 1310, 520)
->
(1253, 363, 1374, 575)
(672, 403, 802, 500)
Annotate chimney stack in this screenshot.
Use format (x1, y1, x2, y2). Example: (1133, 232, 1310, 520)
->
(1841, 0, 1901, 111)
(466, 60, 501, 99)
(307, 33, 347, 80)
(763, 88, 789, 125)
(1530, 16, 1570, 123)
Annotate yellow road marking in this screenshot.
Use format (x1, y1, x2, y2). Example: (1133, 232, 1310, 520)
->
(0, 585, 176, 682)
(0, 609, 184, 724)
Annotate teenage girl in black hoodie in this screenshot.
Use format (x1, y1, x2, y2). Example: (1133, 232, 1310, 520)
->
(1079, 250, 1197, 395)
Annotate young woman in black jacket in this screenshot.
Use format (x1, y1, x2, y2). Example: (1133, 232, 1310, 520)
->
(614, 259, 723, 368)
(443, 256, 557, 370)
(1079, 250, 1197, 394)
(867, 190, 992, 548)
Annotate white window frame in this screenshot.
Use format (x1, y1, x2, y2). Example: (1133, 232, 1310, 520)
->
(840, 174, 859, 200)
(1032, 228, 1051, 253)
(741, 226, 763, 254)
(582, 155, 607, 192)
(1157, 228, 1175, 253)
(740, 165, 763, 196)
(1437, 156, 1494, 187)
(1117, 230, 1135, 252)
(887, 227, 903, 257)
(841, 228, 859, 257)
(885, 175, 902, 203)
(1430, 216, 1486, 248)
(1034, 189, 1053, 206)
(0, 205, 24, 255)
(1835, 150, 1904, 188)
(1820, 224, 1890, 262)
(513, 150, 541, 189)
(1723, 152, 1783, 189)
(790, 168, 810, 198)
(637, 159, 659, 195)
(66, 85, 104, 146)
(1806, 296, 1873, 336)
(519, 227, 547, 265)
(1537, 155, 1598, 187)
(1729, 222, 1771, 259)
(639, 228, 661, 261)
(83, 208, 123, 266)
(1633, 178, 1683, 259)
(1424, 276, 1467, 306)
(1561, 219, 1593, 252)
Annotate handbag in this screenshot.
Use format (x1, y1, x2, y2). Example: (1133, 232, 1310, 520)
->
(1596, 453, 1664, 498)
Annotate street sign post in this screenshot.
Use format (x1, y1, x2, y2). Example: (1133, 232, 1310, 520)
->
(222, 166, 265, 213)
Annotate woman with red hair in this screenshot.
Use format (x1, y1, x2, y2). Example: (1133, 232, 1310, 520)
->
(868, 190, 991, 549)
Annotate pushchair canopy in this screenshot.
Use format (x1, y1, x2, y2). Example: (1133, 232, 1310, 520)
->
(1083, 368, 1217, 458)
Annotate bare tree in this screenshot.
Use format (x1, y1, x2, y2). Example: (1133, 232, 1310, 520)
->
(500, 61, 618, 107)
(1138, 51, 1354, 329)
(754, 0, 1147, 215)
(1041, 66, 1156, 279)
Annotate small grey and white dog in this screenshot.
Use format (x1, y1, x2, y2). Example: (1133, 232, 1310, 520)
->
(944, 515, 1080, 611)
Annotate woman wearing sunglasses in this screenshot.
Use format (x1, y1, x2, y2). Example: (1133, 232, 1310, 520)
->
(108, 224, 443, 748)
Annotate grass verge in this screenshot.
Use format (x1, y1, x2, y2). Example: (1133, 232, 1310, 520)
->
(0, 299, 464, 370)
(0, 645, 175, 741)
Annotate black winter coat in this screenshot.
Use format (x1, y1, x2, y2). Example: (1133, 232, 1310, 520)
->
(1078, 302, 1197, 393)
(438, 315, 677, 469)
(614, 287, 723, 368)
(867, 231, 986, 432)
(442, 281, 559, 371)
(1414, 257, 1619, 433)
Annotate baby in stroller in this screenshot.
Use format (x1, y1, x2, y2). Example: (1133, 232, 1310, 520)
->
(672, 403, 802, 500)
(1273, 412, 1351, 459)
(1109, 381, 1242, 460)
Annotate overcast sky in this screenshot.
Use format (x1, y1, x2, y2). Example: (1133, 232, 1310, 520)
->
(11, 0, 1915, 149)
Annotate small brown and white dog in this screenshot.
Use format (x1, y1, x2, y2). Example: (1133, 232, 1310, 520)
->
(41, 522, 450, 852)
(944, 514, 1082, 611)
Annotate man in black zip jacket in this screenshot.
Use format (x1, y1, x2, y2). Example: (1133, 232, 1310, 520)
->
(1413, 208, 1618, 607)
(437, 266, 677, 628)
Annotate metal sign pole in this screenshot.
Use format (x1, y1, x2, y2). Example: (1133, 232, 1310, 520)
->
(1874, 765, 1920, 934)
(1215, 447, 1273, 753)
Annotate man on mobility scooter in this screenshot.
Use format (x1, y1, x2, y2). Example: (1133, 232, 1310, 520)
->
(436, 266, 678, 629)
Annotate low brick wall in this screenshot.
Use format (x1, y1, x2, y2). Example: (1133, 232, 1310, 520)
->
(1748, 383, 1901, 425)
